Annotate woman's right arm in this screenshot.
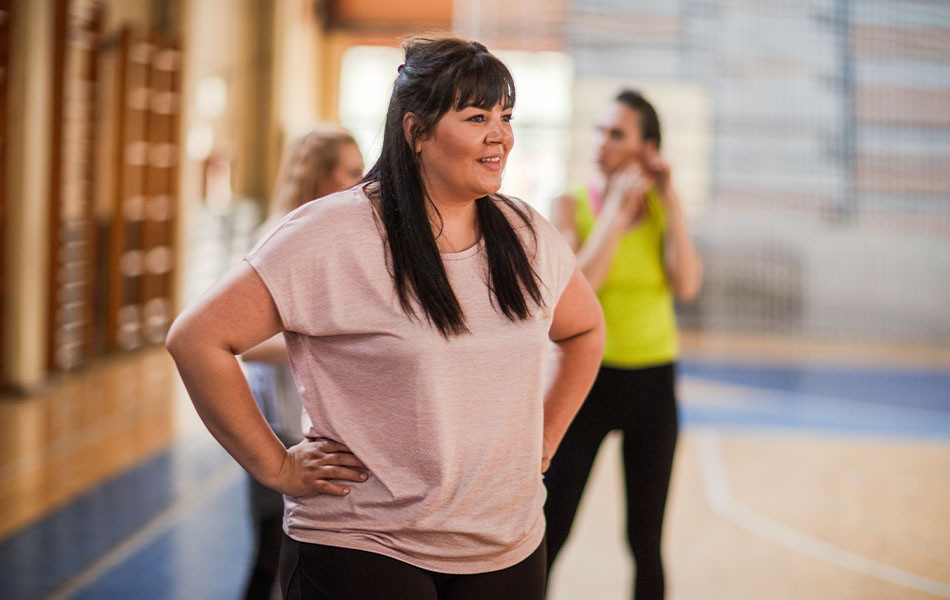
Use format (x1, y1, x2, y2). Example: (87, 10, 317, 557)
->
(166, 262, 366, 496)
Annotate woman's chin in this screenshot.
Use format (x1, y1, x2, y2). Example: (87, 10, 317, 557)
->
(477, 181, 503, 197)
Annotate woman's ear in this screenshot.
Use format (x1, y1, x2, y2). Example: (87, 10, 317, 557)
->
(402, 112, 422, 153)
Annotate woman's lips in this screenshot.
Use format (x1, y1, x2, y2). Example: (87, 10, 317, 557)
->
(477, 156, 503, 171)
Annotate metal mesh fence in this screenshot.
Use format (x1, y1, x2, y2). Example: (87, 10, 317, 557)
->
(455, 0, 950, 344)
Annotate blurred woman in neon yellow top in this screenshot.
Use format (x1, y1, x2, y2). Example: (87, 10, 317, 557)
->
(573, 186, 677, 366)
(544, 90, 703, 600)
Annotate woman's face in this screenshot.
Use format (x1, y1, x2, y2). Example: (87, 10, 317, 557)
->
(325, 142, 365, 194)
(415, 102, 514, 204)
(594, 101, 647, 176)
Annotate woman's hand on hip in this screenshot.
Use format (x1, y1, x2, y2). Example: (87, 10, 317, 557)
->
(275, 438, 369, 497)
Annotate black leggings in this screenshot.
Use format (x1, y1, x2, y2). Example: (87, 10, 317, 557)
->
(279, 535, 546, 600)
(243, 515, 283, 599)
(544, 363, 678, 600)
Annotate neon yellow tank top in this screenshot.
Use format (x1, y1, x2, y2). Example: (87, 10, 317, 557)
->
(575, 184, 678, 367)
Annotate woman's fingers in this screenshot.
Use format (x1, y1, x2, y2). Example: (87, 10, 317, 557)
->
(317, 465, 368, 482)
(621, 162, 644, 180)
(303, 443, 368, 470)
(301, 465, 366, 497)
(313, 480, 352, 496)
(312, 440, 368, 465)
(326, 453, 368, 469)
(615, 168, 647, 204)
(313, 439, 351, 453)
(642, 150, 670, 187)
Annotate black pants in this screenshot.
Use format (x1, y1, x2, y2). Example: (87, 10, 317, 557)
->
(544, 363, 678, 600)
(244, 432, 300, 600)
(279, 535, 546, 600)
(244, 513, 283, 599)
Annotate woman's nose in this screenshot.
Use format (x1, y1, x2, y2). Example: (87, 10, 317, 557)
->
(486, 119, 511, 145)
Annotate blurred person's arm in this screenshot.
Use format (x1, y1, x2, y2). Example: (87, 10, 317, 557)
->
(644, 150, 703, 301)
(166, 263, 367, 496)
(542, 267, 606, 472)
(241, 334, 289, 363)
(551, 168, 648, 292)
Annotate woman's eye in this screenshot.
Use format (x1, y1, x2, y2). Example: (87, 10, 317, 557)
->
(468, 115, 485, 122)
(502, 114, 513, 122)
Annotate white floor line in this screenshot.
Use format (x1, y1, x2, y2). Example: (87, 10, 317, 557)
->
(693, 428, 950, 599)
(45, 460, 244, 600)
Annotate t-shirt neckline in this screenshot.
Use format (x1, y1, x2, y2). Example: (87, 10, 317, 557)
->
(440, 239, 483, 261)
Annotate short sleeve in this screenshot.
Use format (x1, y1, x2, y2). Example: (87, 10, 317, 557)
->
(245, 189, 378, 336)
(537, 210, 577, 304)
(245, 206, 324, 334)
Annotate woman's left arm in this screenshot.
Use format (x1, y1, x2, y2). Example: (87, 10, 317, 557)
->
(658, 184, 703, 301)
(646, 151, 703, 301)
(542, 267, 606, 471)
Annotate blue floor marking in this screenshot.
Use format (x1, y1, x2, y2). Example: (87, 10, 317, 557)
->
(681, 403, 950, 437)
(679, 360, 950, 413)
(0, 438, 234, 599)
(69, 477, 251, 600)
(678, 359, 950, 437)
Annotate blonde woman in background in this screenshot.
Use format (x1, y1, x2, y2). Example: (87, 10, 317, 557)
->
(240, 125, 364, 600)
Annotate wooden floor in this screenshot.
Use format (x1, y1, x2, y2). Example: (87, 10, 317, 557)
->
(0, 348, 180, 541)
(549, 432, 950, 600)
(0, 338, 948, 599)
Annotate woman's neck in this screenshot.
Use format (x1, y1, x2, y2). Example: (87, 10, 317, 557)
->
(426, 193, 480, 254)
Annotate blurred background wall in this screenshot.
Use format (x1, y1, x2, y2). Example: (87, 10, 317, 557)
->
(453, 0, 950, 346)
(2, 0, 948, 392)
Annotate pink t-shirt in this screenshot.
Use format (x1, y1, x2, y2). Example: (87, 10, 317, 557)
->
(246, 185, 575, 574)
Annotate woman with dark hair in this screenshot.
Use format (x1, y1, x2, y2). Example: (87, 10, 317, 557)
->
(240, 124, 364, 600)
(166, 36, 604, 600)
(543, 90, 703, 599)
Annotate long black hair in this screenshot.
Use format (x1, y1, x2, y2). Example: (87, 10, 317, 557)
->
(362, 36, 544, 337)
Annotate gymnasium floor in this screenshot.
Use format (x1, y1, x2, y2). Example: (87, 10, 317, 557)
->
(1, 337, 948, 600)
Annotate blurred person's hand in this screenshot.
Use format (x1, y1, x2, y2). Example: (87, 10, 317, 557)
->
(603, 163, 649, 229)
(642, 148, 672, 195)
